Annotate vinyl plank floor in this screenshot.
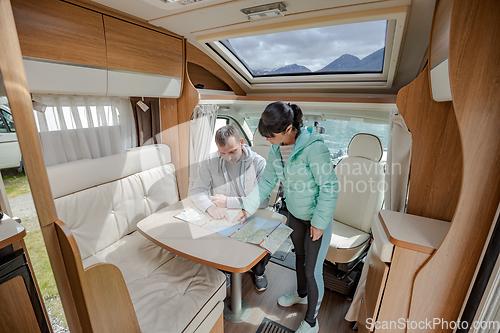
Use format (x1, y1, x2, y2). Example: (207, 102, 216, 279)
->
(223, 262, 357, 333)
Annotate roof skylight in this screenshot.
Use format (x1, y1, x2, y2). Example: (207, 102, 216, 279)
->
(219, 20, 387, 77)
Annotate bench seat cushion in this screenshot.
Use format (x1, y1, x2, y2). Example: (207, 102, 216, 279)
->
(83, 231, 225, 333)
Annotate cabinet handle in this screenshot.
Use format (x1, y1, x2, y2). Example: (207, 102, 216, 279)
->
(369, 262, 373, 268)
(361, 298, 364, 304)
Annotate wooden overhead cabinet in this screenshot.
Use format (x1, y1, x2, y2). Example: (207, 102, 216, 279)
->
(103, 16, 183, 78)
(11, 0, 107, 67)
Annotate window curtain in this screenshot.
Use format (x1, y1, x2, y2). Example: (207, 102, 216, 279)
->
(189, 104, 218, 190)
(33, 94, 136, 167)
(384, 109, 412, 212)
(130, 97, 161, 147)
(345, 109, 412, 323)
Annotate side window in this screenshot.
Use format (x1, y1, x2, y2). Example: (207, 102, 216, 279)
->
(1, 110, 15, 132)
(209, 117, 229, 154)
(209, 116, 251, 154)
(0, 115, 7, 133)
(312, 119, 389, 165)
(245, 117, 260, 136)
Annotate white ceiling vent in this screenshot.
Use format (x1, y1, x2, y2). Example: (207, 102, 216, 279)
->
(241, 2, 287, 20)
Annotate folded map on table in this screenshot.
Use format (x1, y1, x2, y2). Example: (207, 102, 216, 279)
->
(174, 207, 292, 254)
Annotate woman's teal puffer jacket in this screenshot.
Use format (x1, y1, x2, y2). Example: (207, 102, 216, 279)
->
(242, 127, 338, 230)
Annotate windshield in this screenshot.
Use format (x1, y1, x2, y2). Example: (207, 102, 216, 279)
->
(245, 117, 389, 163)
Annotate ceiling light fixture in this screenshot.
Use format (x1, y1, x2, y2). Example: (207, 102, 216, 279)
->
(32, 100, 47, 113)
(241, 2, 287, 20)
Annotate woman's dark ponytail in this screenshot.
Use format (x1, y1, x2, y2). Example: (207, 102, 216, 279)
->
(289, 104, 303, 133)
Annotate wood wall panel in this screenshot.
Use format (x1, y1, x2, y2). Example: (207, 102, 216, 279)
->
(104, 16, 183, 77)
(11, 0, 107, 67)
(176, 47, 200, 199)
(408, 0, 500, 331)
(376, 248, 429, 333)
(188, 62, 231, 91)
(0, 276, 42, 333)
(187, 43, 245, 96)
(397, 67, 462, 222)
(364, 252, 389, 325)
(429, 0, 452, 69)
(160, 98, 182, 196)
(0, 1, 88, 331)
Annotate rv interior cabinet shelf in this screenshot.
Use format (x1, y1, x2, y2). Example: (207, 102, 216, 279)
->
(0, 215, 51, 333)
(357, 210, 450, 333)
(378, 210, 451, 254)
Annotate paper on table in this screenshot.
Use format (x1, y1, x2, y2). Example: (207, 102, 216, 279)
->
(174, 207, 241, 236)
(175, 207, 292, 254)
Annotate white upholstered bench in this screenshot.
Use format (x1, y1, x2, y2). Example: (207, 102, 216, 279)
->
(47, 144, 226, 333)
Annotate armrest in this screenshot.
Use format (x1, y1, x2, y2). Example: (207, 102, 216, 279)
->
(55, 220, 140, 333)
(85, 263, 140, 333)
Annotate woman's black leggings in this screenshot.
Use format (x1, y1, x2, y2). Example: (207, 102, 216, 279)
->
(289, 213, 333, 326)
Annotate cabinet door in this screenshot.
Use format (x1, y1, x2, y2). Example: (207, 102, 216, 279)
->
(357, 292, 371, 333)
(0, 276, 41, 333)
(12, 0, 107, 67)
(365, 248, 389, 329)
(104, 16, 183, 78)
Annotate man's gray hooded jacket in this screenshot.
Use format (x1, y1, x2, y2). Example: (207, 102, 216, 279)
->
(189, 144, 270, 212)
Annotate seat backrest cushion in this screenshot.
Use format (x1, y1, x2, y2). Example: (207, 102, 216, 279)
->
(334, 134, 385, 233)
(347, 133, 383, 162)
(47, 144, 179, 260)
(252, 128, 271, 159)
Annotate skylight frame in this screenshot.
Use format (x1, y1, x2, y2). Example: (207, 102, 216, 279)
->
(218, 22, 388, 79)
(210, 20, 394, 84)
(197, 7, 408, 90)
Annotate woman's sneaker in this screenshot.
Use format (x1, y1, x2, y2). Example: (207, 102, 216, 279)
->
(295, 321, 319, 333)
(277, 291, 308, 307)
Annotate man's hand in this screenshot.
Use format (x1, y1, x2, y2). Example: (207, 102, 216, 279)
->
(210, 194, 227, 208)
(310, 226, 324, 241)
(232, 210, 251, 224)
(207, 206, 229, 220)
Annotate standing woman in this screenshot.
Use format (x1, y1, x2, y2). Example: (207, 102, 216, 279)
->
(235, 101, 338, 333)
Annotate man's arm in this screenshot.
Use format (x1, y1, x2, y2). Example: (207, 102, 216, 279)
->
(188, 159, 216, 213)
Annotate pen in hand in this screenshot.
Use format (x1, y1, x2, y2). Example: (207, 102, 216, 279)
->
(232, 209, 250, 224)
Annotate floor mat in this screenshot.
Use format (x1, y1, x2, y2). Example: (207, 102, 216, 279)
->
(270, 236, 296, 270)
(256, 318, 294, 333)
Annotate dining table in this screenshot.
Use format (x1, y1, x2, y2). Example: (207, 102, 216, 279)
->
(137, 198, 287, 323)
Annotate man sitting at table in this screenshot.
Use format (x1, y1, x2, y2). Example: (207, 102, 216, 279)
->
(189, 125, 271, 291)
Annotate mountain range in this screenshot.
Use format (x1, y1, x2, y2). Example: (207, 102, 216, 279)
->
(251, 47, 385, 76)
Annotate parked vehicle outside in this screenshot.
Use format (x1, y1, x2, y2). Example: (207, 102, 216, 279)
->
(0, 104, 23, 172)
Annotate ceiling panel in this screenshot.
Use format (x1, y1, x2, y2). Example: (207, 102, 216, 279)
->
(149, 0, 384, 38)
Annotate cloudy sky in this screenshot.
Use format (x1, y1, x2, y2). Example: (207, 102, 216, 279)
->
(226, 20, 387, 72)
